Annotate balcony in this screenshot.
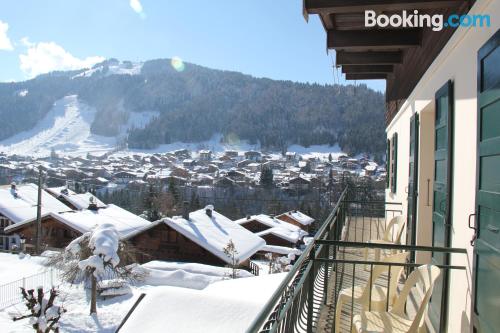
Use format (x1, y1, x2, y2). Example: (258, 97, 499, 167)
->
(246, 187, 467, 333)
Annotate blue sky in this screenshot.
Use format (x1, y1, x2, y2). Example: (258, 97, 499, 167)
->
(0, 0, 385, 92)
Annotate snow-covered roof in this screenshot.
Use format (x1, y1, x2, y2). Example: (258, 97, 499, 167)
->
(0, 184, 72, 224)
(256, 227, 305, 243)
(46, 186, 106, 210)
(235, 214, 308, 243)
(119, 273, 286, 333)
(54, 205, 150, 238)
(163, 207, 265, 264)
(6, 204, 150, 239)
(278, 210, 315, 226)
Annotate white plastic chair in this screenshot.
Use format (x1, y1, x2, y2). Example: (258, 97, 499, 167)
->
(363, 215, 406, 264)
(352, 265, 441, 333)
(335, 252, 410, 333)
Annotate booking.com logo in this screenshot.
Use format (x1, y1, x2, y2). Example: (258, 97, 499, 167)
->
(365, 10, 491, 31)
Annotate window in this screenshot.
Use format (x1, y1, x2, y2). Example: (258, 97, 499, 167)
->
(168, 230, 178, 243)
(390, 133, 398, 193)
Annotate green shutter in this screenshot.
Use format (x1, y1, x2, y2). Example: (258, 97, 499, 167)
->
(386, 139, 391, 188)
(391, 133, 398, 193)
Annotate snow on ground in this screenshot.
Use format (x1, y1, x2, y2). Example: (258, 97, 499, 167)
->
(287, 143, 343, 160)
(0, 253, 280, 333)
(0, 253, 47, 282)
(72, 61, 143, 79)
(142, 261, 254, 278)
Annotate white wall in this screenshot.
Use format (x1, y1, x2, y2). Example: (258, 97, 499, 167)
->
(385, 0, 499, 331)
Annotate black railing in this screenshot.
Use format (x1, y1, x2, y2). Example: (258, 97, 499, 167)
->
(246, 187, 466, 333)
(249, 261, 260, 276)
(316, 240, 467, 333)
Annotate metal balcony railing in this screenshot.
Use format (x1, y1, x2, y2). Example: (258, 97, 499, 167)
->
(246, 186, 467, 333)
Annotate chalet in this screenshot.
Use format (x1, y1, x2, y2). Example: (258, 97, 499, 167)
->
(198, 150, 212, 161)
(244, 151, 262, 162)
(246, 162, 261, 172)
(174, 149, 190, 159)
(288, 176, 311, 191)
(0, 183, 72, 250)
(5, 204, 151, 250)
(224, 150, 238, 158)
(275, 210, 314, 232)
(237, 159, 252, 168)
(125, 206, 265, 266)
(214, 177, 238, 188)
(226, 169, 247, 182)
(285, 152, 298, 164)
(113, 171, 137, 183)
(182, 159, 196, 168)
(235, 214, 308, 247)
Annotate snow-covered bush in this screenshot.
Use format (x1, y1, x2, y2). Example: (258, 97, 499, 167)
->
(47, 224, 145, 315)
(12, 287, 66, 333)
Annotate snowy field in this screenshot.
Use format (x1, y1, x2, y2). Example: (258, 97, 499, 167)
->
(0, 253, 284, 333)
(0, 94, 344, 159)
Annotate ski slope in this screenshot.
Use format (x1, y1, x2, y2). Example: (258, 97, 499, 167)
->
(0, 95, 117, 157)
(0, 95, 161, 157)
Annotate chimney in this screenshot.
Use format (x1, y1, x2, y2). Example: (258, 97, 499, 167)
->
(246, 215, 251, 220)
(88, 196, 98, 211)
(205, 205, 214, 218)
(10, 182, 19, 198)
(182, 201, 189, 220)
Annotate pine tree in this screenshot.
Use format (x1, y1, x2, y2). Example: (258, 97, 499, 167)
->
(260, 167, 274, 189)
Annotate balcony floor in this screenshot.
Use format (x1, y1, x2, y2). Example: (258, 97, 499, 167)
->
(315, 215, 391, 333)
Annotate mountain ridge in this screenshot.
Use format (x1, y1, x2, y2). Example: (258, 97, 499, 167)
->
(0, 58, 386, 156)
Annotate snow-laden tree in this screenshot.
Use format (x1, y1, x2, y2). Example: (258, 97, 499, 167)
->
(12, 287, 65, 333)
(222, 239, 239, 279)
(47, 224, 144, 315)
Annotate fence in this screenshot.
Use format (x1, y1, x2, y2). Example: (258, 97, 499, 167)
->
(0, 269, 57, 310)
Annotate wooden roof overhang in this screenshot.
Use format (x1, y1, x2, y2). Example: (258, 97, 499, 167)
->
(303, 0, 473, 124)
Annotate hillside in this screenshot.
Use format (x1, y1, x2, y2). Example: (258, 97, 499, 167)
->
(0, 59, 386, 155)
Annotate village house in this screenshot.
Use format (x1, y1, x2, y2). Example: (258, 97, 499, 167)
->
(4, 203, 151, 251)
(125, 205, 265, 267)
(275, 210, 314, 233)
(235, 214, 308, 248)
(0, 183, 72, 250)
(244, 151, 262, 162)
(288, 175, 311, 192)
(198, 150, 213, 162)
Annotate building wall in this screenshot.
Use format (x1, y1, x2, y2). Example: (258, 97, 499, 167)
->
(276, 215, 309, 232)
(13, 218, 81, 250)
(385, 1, 499, 331)
(260, 233, 295, 248)
(128, 223, 227, 266)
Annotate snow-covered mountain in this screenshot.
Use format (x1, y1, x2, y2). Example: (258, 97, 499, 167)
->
(0, 58, 386, 156)
(0, 95, 157, 157)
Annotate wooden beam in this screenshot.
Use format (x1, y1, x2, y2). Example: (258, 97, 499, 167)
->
(345, 73, 388, 80)
(337, 51, 403, 65)
(342, 65, 394, 73)
(328, 29, 421, 50)
(305, 0, 464, 14)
